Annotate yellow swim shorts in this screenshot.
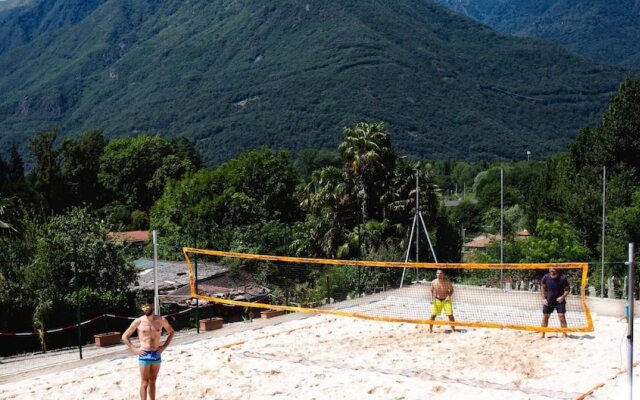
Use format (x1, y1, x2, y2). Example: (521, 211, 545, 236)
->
(432, 298, 453, 316)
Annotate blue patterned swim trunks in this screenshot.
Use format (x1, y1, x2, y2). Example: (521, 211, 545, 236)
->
(138, 350, 161, 366)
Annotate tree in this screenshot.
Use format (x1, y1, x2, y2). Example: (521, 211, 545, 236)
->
(27, 128, 66, 212)
(339, 122, 396, 222)
(60, 130, 107, 207)
(571, 78, 640, 174)
(99, 135, 173, 211)
(33, 299, 52, 353)
(23, 207, 135, 312)
(169, 136, 203, 170)
(147, 154, 196, 200)
(521, 219, 590, 263)
(293, 149, 340, 181)
(151, 149, 300, 259)
(7, 145, 25, 184)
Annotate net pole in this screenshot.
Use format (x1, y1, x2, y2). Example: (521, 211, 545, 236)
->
(601, 166, 606, 298)
(153, 230, 160, 316)
(72, 251, 83, 360)
(627, 242, 634, 400)
(415, 171, 419, 280)
(500, 168, 504, 289)
(193, 230, 200, 334)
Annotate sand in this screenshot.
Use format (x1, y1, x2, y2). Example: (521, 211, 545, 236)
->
(0, 311, 638, 400)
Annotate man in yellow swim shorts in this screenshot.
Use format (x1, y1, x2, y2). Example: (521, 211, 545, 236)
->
(428, 269, 456, 333)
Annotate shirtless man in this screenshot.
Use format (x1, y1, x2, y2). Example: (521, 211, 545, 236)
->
(122, 303, 175, 400)
(428, 269, 456, 333)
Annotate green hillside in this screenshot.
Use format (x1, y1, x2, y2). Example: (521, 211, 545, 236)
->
(434, 0, 640, 67)
(0, 0, 630, 164)
(0, 0, 32, 13)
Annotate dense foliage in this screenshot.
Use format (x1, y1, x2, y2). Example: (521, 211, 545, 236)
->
(1, 79, 640, 354)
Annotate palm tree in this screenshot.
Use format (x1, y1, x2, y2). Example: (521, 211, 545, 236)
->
(338, 122, 395, 223)
(296, 167, 357, 257)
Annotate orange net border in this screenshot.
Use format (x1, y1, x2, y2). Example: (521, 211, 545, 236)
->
(182, 248, 594, 333)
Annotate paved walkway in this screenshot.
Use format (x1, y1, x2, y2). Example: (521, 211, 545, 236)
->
(0, 312, 312, 384)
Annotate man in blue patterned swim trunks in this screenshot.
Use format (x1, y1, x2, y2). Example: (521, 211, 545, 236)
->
(122, 303, 174, 400)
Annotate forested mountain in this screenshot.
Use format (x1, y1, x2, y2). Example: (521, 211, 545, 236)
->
(0, 0, 32, 13)
(434, 0, 640, 68)
(0, 0, 630, 164)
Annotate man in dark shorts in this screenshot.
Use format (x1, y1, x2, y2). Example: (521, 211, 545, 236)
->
(541, 267, 570, 338)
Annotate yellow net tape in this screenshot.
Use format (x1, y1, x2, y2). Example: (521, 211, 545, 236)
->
(182, 248, 594, 333)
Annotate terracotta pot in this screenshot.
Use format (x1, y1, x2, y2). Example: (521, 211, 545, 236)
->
(260, 309, 285, 319)
(199, 317, 223, 331)
(94, 332, 121, 347)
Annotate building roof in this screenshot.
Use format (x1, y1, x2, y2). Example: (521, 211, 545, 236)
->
(464, 234, 502, 249)
(132, 258, 226, 292)
(444, 199, 478, 207)
(170, 270, 268, 299)
(107, 230, 150, 243)
(132, 258, 270, 306)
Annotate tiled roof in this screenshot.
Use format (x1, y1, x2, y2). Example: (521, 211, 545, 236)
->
(464, 234, 502, 248)
(107, 230, 150, 243)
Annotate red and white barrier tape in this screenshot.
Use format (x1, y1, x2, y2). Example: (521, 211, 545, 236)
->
(0, 308, 194, 336)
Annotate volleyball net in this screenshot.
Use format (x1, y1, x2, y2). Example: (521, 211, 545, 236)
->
(182, 248, 594, 333)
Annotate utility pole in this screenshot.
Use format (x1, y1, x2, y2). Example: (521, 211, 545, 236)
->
(72, 258, 83, 360)
(601, 166, 606, 298)
(626, 243, 634, 400)
(500, 168, 504, 289)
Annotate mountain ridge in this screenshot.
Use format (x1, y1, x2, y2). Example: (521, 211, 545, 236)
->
(433, 0, 640, 67)
(0, 0, 630, 164)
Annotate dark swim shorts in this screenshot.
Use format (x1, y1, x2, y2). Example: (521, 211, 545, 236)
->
(139, 350, 161, 366)
(543, 301, 566, 314)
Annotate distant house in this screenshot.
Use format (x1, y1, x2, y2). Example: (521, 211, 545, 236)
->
(166, 270, 270, 307)
(132, 257, 270, 310)
(444, 198, 478, 208)
(515, 229, 530, 239)
(463, 234, 502, 252)
(107, 230, 149, 248)
(107, 230, 150, 256)
(462, 234, 502, 261)
(131, 258, 226, 292)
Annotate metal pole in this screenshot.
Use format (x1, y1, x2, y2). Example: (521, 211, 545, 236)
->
(627, 242, 634, 400)
(461, 224, 465, 261)
(195, 254, 200, 333)
(152, 230, 160, 316)
(418, 212, 438, 263)
(72, 259, 82, 360)
(500, 168, 504, 289)
(601, 166, 606, 298)
(400, 214, 418, 288)
(415, 172, 419, 280)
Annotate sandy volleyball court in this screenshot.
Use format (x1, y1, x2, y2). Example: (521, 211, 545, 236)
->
(0, 312, 638, 400)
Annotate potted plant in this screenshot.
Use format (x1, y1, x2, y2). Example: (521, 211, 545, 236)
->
(199, 317, 223, 331)
(94, 332, 121, 347)
(260, 309, 285, 319)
